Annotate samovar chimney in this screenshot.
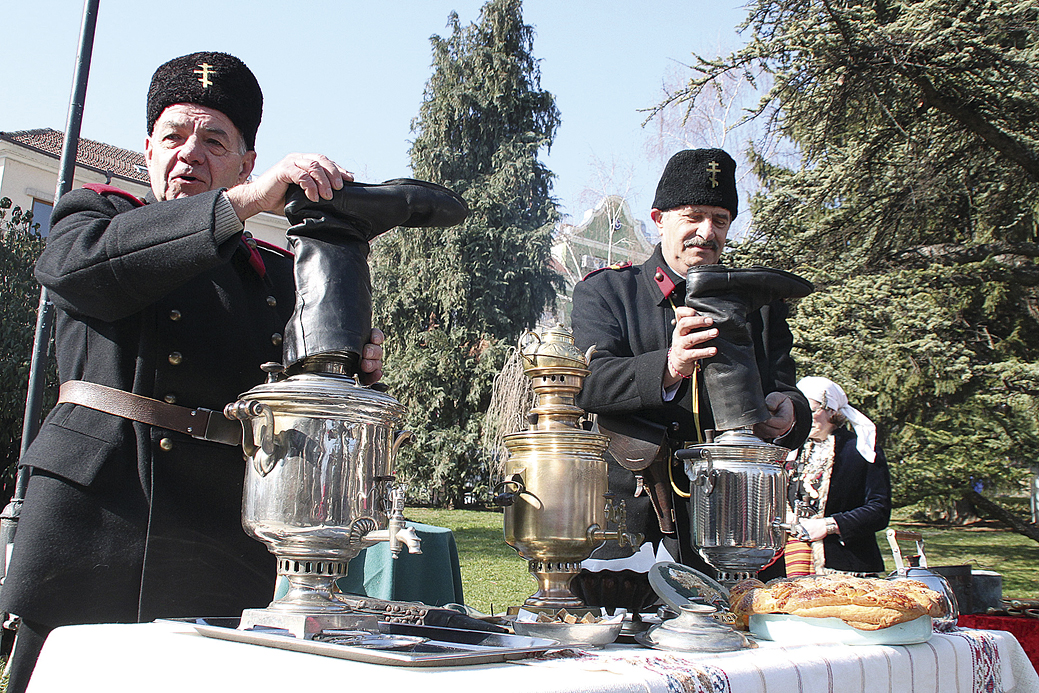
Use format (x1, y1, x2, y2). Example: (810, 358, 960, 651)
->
(676, 266, 813, 586)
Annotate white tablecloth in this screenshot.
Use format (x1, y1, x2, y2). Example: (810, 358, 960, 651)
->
(25, 620, 1039, 693)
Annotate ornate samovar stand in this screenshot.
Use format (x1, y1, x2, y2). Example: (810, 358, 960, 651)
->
(497, 325, 641, 615)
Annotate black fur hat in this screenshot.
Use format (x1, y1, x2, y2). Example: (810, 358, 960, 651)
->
(651, 149, 738, 218)
(147, 52, 263, 151)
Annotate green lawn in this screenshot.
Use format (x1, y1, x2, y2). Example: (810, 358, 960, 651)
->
(406, 508, 1039, 612)
(406, 508, 532, 614)
(878, 523, 1039, 600)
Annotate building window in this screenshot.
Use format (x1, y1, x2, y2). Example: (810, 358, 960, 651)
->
(581, 254, 607, 270)
(31, 198, 53, 237)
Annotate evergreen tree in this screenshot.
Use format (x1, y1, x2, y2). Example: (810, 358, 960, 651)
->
(371, 0, 561, 507)
(661, 0, 1039, 525)
(0, 199, 54, 499)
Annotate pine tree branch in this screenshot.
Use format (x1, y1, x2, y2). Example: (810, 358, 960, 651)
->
(914, 76, 1039, 182)
(966, 490, 1039, 544)
(890, 242, 1039, 277)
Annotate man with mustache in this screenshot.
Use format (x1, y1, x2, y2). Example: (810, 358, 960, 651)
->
(0, 52, 384, 692)
(570, 149, 809, 593)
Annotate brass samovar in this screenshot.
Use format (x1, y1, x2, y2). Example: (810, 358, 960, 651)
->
(497, 325, 641, 614)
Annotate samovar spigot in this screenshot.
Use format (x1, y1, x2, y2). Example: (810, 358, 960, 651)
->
(362, 475, 422, 556)
(590, 493, 643, 548)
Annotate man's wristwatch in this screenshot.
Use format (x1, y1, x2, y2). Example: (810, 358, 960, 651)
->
(824, 517, 840, 536)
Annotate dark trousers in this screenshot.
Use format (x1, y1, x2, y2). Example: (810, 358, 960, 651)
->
(5, 620, 50, 693)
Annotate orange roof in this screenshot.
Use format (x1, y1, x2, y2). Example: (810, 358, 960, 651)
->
(1, 128, 149, 185)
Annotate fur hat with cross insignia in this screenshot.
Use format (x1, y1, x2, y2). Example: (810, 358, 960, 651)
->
(651, 148, 738, 219)
(146, 51, 263, 151)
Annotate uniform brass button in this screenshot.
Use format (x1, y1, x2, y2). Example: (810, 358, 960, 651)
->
(654, 271, 664, 281)
(164, 393, 177, 404)
(267, 296, 277, 308)
(168, 352, 183, 366)
(159, 438, 174, 451)
(271, 333, 283, 346)
(169, 309, 182, 321)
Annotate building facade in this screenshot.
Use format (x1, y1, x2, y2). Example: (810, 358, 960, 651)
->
(0, 129, 289, 245)
(550, 195, 655, 323)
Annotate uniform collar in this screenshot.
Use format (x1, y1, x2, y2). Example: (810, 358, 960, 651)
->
(641, 244, 685, 306)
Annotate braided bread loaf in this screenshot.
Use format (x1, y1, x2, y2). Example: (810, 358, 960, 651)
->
(729, 575, 944, 631)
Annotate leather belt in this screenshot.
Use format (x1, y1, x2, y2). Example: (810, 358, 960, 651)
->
(57, 380, 243, 446)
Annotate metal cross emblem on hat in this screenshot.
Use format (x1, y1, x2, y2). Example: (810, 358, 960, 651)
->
(194, 62, 215, 89)
(706, 160, 721, 188)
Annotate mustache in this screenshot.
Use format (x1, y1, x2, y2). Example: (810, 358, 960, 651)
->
(683, 237, 718, 252)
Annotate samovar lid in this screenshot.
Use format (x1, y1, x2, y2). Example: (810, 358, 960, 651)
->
(519, 324, 590, 370)
(675, 428, 789, 465)
(235, 372, 407, 425)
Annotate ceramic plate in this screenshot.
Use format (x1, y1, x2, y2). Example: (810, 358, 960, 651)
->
(648, 562, 729, 612)
(749, 614, 933, 646)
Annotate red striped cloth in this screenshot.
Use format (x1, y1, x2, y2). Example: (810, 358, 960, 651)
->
(784, 538, 813, 576)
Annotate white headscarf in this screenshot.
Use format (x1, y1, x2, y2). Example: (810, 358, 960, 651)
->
(797, 376, 877, 463)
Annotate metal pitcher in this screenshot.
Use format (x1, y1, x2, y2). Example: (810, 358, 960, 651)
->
(885, 528, 959, 631)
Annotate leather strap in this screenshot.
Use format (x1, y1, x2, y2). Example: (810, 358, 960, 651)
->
(57, 380, 242, 446)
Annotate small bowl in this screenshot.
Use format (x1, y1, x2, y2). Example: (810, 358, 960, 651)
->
(512, 620, 623, 648)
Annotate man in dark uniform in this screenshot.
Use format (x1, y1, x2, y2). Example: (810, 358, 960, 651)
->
(0, 52, 384, 692)
(571, 148, 810, 583)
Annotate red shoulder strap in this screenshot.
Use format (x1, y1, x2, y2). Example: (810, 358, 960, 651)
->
(82, 183, 145, 207)
(239, 236, 293, 280)
(652, 266, 677, 299)
(581, 260, 632, 281)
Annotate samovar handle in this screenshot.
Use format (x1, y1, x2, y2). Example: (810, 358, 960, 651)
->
(492, 475, 524, 507)
(491, 474, 542, 508)
(696, 448, 716, 495)
(391, 430, 413, 461)
(517, 329, 541, 368)
(224, 399, 277, 476)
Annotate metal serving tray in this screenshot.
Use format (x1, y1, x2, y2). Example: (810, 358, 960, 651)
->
(178, 617, 561, 667)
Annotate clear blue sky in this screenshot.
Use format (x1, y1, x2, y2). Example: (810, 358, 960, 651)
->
(1, 0, 751, 225)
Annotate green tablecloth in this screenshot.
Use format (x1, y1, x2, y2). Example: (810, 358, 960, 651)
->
(334, 522, 464, 606)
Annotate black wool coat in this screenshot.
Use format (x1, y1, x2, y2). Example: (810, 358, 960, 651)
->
(571, 245, 810, 568)
(0, 187, 295, 627)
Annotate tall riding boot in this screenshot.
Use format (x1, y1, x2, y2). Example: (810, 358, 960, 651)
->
(281, 179, 468, 374)
(684, 266, 813, 431)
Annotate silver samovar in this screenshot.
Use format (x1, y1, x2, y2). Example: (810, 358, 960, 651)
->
(675, 266, 814, 587)
(676, 430, 789, 586)
(497, 325, 641, 614)
(225, 180, 469, 636)
(225, 368, 418, 635)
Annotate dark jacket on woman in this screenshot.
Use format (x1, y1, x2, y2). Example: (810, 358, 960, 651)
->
(819, 426, 892, 574)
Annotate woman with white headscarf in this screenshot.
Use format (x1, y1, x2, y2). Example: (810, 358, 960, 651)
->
(788, 376, 892, 576)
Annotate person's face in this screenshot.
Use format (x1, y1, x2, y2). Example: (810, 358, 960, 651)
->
(145, 103, 256, 201)
(652, 204, 731, 274)
(808, 399, 837, 442)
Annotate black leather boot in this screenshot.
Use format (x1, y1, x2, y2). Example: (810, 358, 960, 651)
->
(281, 179, 468, 374)
(684, 266, 813, 431)
(283, 178, 469, 242)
